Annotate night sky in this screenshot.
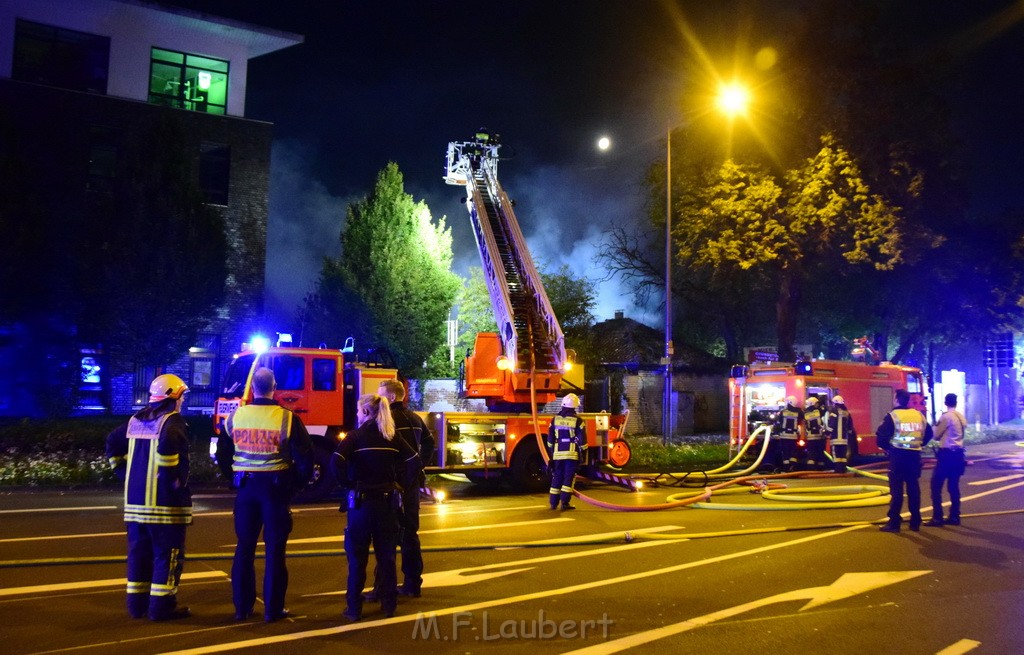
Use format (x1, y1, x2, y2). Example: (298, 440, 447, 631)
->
(162, 1, 1024, 332)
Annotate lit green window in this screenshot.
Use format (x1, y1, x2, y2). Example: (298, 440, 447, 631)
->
(148, 47, 228, 114)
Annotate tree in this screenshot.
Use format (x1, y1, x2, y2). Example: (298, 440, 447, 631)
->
(305, 163, 460, 376)
(677, 134, 904, 361)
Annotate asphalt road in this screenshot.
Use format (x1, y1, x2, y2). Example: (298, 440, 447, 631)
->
(1, 441, 1022, 655)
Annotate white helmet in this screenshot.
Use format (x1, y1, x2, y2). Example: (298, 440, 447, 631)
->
(561, 393, 580, 409)
(804, 397, 818, 409)
(786, 396, 797, 406)
(832, 395, 845, 405)
(149, 374, 189, 402)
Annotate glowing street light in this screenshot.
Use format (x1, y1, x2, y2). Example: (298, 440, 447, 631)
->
(664, 79, 752, 443)
(597, 135, 612, 151)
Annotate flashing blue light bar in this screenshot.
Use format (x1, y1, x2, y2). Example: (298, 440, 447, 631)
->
(251, 336, 271, 354)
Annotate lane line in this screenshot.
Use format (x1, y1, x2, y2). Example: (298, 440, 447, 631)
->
(0, 506, 117, 515)
(0, 531, 123, 544)
(0, 571, 227, 598)
(967, 473, 1024, 486)
(157, 525, 866, 654)
(285, 517, 575, 546)
(935, 639, 982, 654)
(527, 525, 683, 545)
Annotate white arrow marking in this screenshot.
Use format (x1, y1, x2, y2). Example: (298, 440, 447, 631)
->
(561, 570, 932, 654)
(0, 570, 227, 598)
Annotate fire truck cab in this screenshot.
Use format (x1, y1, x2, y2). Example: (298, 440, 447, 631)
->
(728, 359, 927, 461)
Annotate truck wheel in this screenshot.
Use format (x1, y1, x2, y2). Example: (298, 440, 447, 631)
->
(293, 439, 336, 503)
(510, 438, 548, 492)
(607, 438, 631, 469)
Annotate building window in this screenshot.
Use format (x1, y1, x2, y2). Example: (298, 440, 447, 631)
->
(77, 347, 106, 410)
(12, 19, 110, 94)
(149, 48, 228, 114)
(188, 334, 220, 408)
(199, 143, 231, 205)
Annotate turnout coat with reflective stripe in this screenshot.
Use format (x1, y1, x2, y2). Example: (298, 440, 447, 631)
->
(107, 406, 193, 525)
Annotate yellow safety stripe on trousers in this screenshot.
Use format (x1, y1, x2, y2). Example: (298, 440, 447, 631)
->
(124, 504, 193, 524)
(126, 580, 151, 594)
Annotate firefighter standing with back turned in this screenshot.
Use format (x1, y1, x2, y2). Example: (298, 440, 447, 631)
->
(876, 389, 933, 533)
(803, 397, 825, 470)
(773, 396, 803, 472)
(226, 367, 314, 622)
(824, 395, 856, 473)
(105, 374, 193, 621)
(546, 393, 587, 511)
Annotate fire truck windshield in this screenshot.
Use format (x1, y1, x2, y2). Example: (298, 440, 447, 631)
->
(906, 373, 923, 394)
(221, 354, 256, 397)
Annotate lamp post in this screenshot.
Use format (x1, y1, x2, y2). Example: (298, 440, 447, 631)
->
(662, 80, 751, 444)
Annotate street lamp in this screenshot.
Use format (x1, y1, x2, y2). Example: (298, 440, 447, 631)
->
(663, 79, 751, 444)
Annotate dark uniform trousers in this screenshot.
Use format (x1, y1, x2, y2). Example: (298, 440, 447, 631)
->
(550, 459, 579, 508)
(345, 493, 401, 615)
(399, 489, 422, 592)
(931, 448, 966, 522)
(232, 472, 294, 619)
(887, 450, 923, 528)
(126, 523, 186, 618)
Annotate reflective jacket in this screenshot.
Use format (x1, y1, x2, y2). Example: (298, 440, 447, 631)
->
(825, 406, 855, 446)
(773, 405, 802, 440)
(546, 409, 587, 462)
(106, 402, 192, 525)
(228, 400, 312, 475)
(888, 408, 926, 451)
(804, 408, 824, 441)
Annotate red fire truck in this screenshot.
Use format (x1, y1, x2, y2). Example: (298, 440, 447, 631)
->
(728, 358, 927, 461)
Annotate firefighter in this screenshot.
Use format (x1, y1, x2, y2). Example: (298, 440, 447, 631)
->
(925, 393, 968, 527)
(105, 374, 193, 621)
(331, 394, 420, 622)
(803, 397, 826, 470)
(773, 396, 803, 472)
(373, 379, 435, 599)
(546, 393, 587, 510)
(226, 367, 314, 622)
(876, 389, 934, 533)
(824, 395, 855, 473)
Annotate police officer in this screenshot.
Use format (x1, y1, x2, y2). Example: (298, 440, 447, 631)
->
(332, 394, 420, 622)
(105, 374, 193, 621)
(803, 397, 825, 470)
(824, 395, 856, 473)
(773, 396, 803, 472)
(925, 393, 968, 527)
(876, 389, 933, 533)
(546, 393, 587, 511)
(369, 379, 435, 599)
(227, 367, 314, 622)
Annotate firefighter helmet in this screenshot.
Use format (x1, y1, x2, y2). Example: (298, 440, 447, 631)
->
(805, 397, 818, 409)
(562, 393, 580, 409)
(832, 395, 845, 405)
(149, 374, 189, 402)
(786, 396, 797, 406)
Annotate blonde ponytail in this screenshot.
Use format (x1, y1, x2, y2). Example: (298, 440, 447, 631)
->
(358, 393, 395, 440)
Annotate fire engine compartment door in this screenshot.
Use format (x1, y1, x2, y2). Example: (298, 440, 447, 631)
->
(443, 419, 507, 468)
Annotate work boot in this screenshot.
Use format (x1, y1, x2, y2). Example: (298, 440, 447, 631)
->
(560, 504, 576, 511)
(878, 524, 900, 533)
(945, 517, 960, 526)
(924, 518, 944, 527)
(265, 609, 290, 623)
(150, 606, 191, 621)
(342, 608, 360, 623)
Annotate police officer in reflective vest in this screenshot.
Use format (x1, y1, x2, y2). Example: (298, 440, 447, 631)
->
(332, 394, 420, 622)
(105, 374, 193, 621)
(773, 396, 803, 472)
(803, 397, 825, 470)
(824, 395, 856, 473)
(876, 389, 933, 533)
(546, 393, 587, 511)
(226, 367, 314, 622)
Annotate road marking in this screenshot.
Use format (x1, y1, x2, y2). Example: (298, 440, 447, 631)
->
(158, 525, 866, 654)
(285, 517, 575, 546)
(305, 532, 688, 595)
(0, 571, 227, 598)
(0, 505, 117, 515)
(0, 531, 124, 544)
(560, 570, 931, 655)
(935, 639, 982, 654)
(421, 503, 551, 517)
(968, 473, 1024, 485)
(527, 525, 683, 545)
